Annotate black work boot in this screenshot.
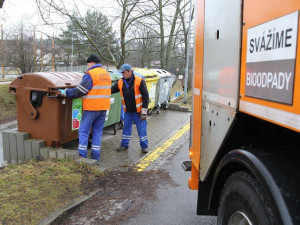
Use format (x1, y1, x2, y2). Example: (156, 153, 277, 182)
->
(141, 148, 148, 153)
(117, 146, 128, 152)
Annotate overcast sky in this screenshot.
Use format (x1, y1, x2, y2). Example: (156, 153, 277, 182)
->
(0, 0, 118, 37)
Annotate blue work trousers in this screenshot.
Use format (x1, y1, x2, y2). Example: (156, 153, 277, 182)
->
(78, 110, 107, 161)
(121, 111, 148, 149)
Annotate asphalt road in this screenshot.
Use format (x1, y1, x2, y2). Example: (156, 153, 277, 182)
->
(0, 110, 217, 224)
(59, 124, 217, 225)
(122, 131, 217, 225)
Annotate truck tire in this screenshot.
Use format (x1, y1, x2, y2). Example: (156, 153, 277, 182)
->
(217, 171, 275, 225)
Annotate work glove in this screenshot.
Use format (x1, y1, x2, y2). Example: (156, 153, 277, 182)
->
(58, 89, 66, 98)
(140, 108, 147, 120)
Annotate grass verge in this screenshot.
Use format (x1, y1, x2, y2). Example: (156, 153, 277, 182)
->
(171, 81, 192, 110)
(170, 79, 184, 98)
(0, 159, 102, 225)
(0, 83, 16, 123)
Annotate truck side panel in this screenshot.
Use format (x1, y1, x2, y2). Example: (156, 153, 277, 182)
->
(190, 0, 300, 223)
(200, 0, 242, 181)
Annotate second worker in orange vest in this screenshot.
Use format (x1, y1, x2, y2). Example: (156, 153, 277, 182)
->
(111, 64, 149, 153)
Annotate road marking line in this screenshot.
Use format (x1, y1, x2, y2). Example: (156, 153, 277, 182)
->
(136, 122, 190, 172)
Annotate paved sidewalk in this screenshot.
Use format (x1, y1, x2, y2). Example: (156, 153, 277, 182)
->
(0, 110, 190, 168)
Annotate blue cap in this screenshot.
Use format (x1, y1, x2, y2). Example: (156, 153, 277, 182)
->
(119, 64, 132, 73)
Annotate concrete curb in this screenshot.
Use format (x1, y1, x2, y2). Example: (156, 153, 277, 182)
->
(167, 103, 190, 112)
(38, 189, 101, 225)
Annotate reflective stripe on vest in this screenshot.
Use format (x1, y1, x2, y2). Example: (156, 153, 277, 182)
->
(83, 67, 111, 111)
(118, 75, 143, 113)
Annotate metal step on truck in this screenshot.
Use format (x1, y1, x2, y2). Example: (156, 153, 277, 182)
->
(183, 0, 300, 224)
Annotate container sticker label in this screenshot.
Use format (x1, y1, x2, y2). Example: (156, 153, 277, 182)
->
(72, 98, 82, 130)
(110, 97, 115, 104)
(162, 82, 169, 95)
(245, 11, 298, 104)
(149, 83, 156, 101)
(105, 110, 109, 121)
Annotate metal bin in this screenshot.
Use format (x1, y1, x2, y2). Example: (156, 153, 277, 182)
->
(152, 69, 174, 113)
(9, 72, 84, 147)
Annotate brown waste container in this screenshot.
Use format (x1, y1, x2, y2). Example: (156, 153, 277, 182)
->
(9, 72, 84, 147)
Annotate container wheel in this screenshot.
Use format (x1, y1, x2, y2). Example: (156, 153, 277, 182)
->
(118, 121, 123, 130)
(113, 123, 118, 135)
(147, 109, 152, 116)
(217, 171, 275, 225)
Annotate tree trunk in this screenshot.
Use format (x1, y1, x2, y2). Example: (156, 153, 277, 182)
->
(158, 0, 165, 69)
(165, 0, 181, 71)
(0, 0, 5, 8)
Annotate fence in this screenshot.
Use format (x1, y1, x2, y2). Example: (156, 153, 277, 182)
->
(1, 64, 117, 79)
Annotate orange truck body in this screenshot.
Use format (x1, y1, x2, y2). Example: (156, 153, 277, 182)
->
(189, 0, 300, 223)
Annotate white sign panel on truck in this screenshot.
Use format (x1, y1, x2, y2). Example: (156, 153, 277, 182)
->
(245, 11, 299, 104)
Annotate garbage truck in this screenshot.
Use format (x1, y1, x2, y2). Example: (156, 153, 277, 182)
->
(184, 0, 300, 224)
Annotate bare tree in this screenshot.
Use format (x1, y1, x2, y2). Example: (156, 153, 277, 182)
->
(0, 0, 5, 9)
(58, 10, 118, 66)
(35, 0, 120, 66)
(5, 23, 52, 74)
(115, 0, 157, 67)
(174, 0, 194, 69)
(34, 0, 191, 70)
(35, 0, 159, 68)
(146, 0, 190, 71)
(126, 24, 161, 67)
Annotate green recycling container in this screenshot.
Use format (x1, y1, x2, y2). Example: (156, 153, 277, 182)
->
(104, 70, 122, 134)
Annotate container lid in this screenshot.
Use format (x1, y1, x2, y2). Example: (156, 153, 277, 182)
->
(133, 71, 145, 78)
(108, 70, 122, 81)
(133, 68, 158, 78)
(151, 69, 172, 78)
(10, 72, 84, 92)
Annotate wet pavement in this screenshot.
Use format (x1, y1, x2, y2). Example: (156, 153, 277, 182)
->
(0, 110, 190, 169)
(65, 109, 190, 171)
(123, 133, 217, 225)
(57, 117, 217, 225)
(0, 109, 217, 224)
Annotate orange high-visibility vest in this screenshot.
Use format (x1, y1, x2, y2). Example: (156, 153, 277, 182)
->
(118, 75, 143, 113)
(82, 67, 111, 111)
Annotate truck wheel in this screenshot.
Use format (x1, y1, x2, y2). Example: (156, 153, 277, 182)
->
(217, 171, 275, 225)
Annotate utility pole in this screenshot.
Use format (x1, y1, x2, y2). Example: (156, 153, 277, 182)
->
(184, 0, 193, 103)
(33, 28, 36, 72)
(1, 24, 4, 78)
(40, 34, 43, 71)
(52, 31, 55, 72)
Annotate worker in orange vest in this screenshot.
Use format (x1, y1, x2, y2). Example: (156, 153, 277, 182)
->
(111, 64, 149, 153)
(59, 54, 111, 161)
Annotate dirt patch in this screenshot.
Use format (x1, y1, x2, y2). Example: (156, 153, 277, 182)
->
(57, 169, 174, 225)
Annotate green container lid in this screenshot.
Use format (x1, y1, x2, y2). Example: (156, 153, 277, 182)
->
(108, 70, 122, 81)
